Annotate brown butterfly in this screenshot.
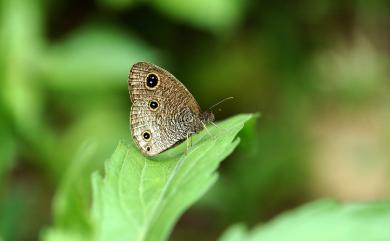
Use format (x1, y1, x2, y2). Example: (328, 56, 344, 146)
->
(128, 62, 214, 156)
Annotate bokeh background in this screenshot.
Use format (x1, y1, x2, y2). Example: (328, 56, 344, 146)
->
(1, 0, 390, 240)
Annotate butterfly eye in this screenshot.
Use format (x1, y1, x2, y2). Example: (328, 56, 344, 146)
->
(142, 130, 152, 141)
(149, 100, 159, 111)
(145, 73, 159, 89)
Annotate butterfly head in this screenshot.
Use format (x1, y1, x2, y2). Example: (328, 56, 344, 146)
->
(200, 111, 215, 123)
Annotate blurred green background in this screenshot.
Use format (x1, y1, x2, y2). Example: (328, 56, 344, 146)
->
(1, 0, 390, 240)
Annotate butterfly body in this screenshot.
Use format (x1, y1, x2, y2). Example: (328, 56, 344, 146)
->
(128, 62, 214, 156)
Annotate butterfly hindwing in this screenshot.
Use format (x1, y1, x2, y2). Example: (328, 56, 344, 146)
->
(128, 62, 204, 156)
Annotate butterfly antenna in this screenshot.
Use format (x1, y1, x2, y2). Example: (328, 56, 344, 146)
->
(208, 97, 234, 111)
(210, 121, 228, 134)
(210, 121, 222, 131)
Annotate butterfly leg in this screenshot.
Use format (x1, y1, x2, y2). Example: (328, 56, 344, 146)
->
(184, 133, 194, 155)
(185, 133, 190, 155)
(200, 120, 214, 139)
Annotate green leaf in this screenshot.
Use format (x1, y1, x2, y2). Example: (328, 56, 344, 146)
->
(98, 0, 247, 33)
(91, 114, 254, 241)
(51, 143, 97, 233)
(217, 224, 248, 241)
(152, 0, 247, 33)
(0, 0, 45, 134)
(218, 199, 390, 241)
(42, 229, 87, 241)
(40, 23, 159, 91)
(42, 111, 130, 241)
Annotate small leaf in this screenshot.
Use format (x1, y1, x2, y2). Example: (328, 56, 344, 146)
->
(51, 143, 97, 233)
(42, 111, 130, 241)
(92, 114, 254, 241)
(218, 199, 390, 241)
(217, 224, 248, 241)
(42, 230, 88, 241)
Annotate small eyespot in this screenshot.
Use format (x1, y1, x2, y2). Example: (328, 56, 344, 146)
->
(145, 73, 159, 89)
(149, 100, 159, 111)
(142, 130, 151, 141)
(146, 146, 151, 152)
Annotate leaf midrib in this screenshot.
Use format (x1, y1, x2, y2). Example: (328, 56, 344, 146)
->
(135, 140, 214, 241)
(134, 151, 184, 241)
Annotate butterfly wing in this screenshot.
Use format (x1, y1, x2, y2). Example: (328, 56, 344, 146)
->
(128, 62, 204, 156)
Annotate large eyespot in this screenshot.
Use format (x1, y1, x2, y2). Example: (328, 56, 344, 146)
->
(149, 100, 159, 111)
(142, 130, 152, 141)
(145, 73, 159, 89)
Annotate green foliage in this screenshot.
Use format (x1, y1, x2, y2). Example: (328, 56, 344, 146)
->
(43, 114, 254, 241)
(218, 200, 390, 241)
(0, 0, 159, 178)
(40, 24, 158, 91)
(0, 0, 44, 134)
(151, 0, 247, 32)
(202, 115, 307, 229)
(47, 143, 98, 238)
(2, 0, 390, 240)
(99, 0, 247, 32)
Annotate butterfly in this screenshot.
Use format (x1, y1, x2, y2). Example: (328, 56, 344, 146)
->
(128, 62, 214, 156)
